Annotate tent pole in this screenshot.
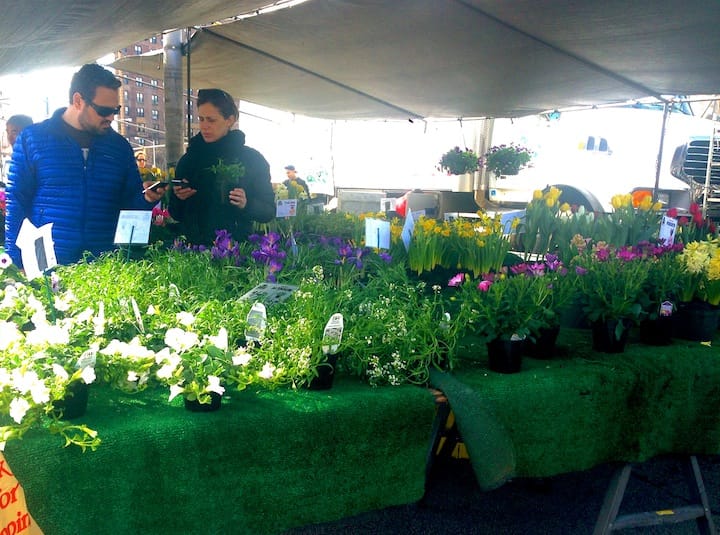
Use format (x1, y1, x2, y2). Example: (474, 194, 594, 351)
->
(164, 29, 184, 168)
(652, 102, 670, 203)
(186, 27, 192, 144)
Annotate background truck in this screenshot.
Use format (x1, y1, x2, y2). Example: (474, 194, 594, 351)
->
(482, 104, 716, 214)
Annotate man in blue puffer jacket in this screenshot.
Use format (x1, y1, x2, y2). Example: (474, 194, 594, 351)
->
(4, 63, 166, 268)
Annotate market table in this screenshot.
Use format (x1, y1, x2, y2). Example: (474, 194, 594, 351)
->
(437, 328, 720, 480)
(4, 328, 720, 534)
(3, 378, 436, 535)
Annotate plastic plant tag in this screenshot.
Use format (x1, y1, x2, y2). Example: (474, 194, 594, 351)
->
(659, 300, 674, 317)
(322, 313, 344, 355)
(439, 312, 451, 330)
(244, 302, 267, 342)
(76, 346, 97, 369)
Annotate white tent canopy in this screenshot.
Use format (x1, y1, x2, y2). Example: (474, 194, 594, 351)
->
(2, 1, 720, 120)
(0, 0, 270, 75)
(109, 0, 720, 119)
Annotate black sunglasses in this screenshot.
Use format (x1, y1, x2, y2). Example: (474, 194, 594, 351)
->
(82, 95, 121, 117)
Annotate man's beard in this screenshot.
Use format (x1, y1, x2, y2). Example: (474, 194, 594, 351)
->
(78, 110, 112, 135)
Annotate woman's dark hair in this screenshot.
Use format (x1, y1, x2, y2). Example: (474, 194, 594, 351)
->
(68, 63, 121, 104)
(197, 88, 238, 120)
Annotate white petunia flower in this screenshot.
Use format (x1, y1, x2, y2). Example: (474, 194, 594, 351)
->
(53, 296, 71, 312)
(29, 379, 50, 405)
(0, 253, 12, 270)
(93, 302, 105, 336)
(147, 304, 157, 315)
(168, 384, 185, 402)
(208, 327, 228, 350)
(80, 367, 96, 385)
(164, 327, 199, 352)
(52, 364, 70, 381)
(206, 375, 225, 395)
(176, 311, 195, 327)
(25, 324, 70, 347)
(259, 362, 276, 379)
(232, 348, 252, 366)
(9, 398, 30, 424)
(75, 307, 94, 323)
(0, 321, 22, 351)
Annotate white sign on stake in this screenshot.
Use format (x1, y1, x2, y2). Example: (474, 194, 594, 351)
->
(659, 215, 677, 246)
(16, 218, 57, 280)
(276, 199, 297, 218)
(113, 210, 152, 245)
(364, 218, 391, 249)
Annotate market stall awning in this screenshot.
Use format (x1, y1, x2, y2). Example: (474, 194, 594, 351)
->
(109, 0, 720, 119)
(0, 0, 271, 74)
(3, 1, 720, 120)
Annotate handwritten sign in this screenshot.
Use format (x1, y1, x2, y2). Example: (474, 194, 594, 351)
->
(0, 454, 43, 534)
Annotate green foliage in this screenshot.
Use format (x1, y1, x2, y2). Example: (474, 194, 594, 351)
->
(438, 146, 480, 175)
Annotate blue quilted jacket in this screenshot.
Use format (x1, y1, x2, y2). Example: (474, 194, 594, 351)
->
(4, 108, 152, 267)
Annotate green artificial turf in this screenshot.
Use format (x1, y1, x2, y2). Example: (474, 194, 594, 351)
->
(4, 378, 436, 535)
(448, 327, 720, 478)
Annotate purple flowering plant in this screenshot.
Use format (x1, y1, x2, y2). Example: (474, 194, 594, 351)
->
(572, 241, 649, 326)
(454, 268, 551, 342)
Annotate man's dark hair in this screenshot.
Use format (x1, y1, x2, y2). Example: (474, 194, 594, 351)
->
(68, 63, 121, 104)
(6, 114, 33, 129)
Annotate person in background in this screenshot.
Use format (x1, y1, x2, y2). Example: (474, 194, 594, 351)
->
(4, 63, 166, 265)
(135, 151, 147, 169)
(6, 114, 33, 147)
(169, 88, 275, 245)
(283, 164, 311, 199)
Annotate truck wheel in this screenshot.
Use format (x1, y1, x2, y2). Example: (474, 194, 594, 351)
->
(544, 186, 595, 212)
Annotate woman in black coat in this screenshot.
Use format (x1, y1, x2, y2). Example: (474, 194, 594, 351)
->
(169, 88, 275, 246)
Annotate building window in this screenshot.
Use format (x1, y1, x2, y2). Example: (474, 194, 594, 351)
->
(137, 108, 145, 118)
(151, 109, 159, 120)
(150, 79, 158, 87)
(138, 124, 146, 134)
(136, 93, 144, 104)
(123, 90, 129, 101)
(134, 45, 142, 55)
(124, 106, 130, 115)
(151, 94, 159, 106)
(150, 36, 157, 44)
(135, 77, 142, 87)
